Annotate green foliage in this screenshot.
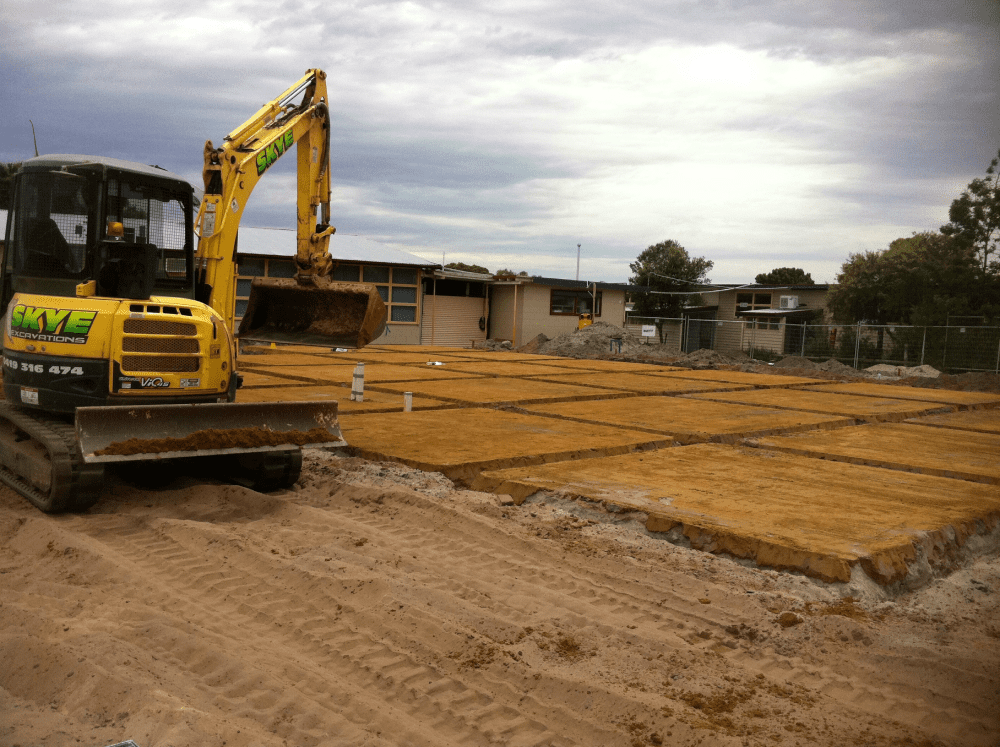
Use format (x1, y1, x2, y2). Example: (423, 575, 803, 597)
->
(494, 268, 529, 277)
(941, 148, 1000, 275)
(827, 232, 985, 325)
(628, 239, 713, 318)
(444, 261, 490, 274)
(0, 162, 22, 211)
(754, 267, 814, 285)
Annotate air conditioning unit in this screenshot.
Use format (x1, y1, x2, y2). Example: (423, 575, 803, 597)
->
(779, 295, 799, 310)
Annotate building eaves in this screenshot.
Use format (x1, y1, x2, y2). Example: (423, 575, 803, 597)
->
(238, 228, 440, 268)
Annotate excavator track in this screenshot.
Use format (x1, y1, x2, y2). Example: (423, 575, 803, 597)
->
(0, 403, 105, 513)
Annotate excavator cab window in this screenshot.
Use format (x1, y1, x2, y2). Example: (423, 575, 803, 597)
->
(102, 177, 192, 293)
(8, 171, 94, 280)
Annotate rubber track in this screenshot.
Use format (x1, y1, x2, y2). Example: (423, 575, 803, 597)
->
(0, 403, 104, 513)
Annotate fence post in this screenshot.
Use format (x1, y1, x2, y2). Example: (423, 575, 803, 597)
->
(920, 327, 926, 366)
(854, 323, 861, 369)
(801, 323, 806, 357)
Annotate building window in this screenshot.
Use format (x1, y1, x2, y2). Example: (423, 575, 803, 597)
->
(235, 259, 421, 326)
(550, 289, 602, 316)
(737, 292, 772, 310)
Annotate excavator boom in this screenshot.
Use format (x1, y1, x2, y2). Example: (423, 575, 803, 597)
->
(197, 68, 386, 347)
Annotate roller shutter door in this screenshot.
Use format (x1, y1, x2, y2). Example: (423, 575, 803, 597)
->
(421, 295, 487, 348)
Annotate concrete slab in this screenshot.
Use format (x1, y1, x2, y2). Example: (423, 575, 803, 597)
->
(369, 376, 631, 405)
(646, 369, 823, 387)
(524, 372, 754, 395)
(749, 423, 1000, 485)
(687, 389, 952, 422)
(525, 396, 854, 443)
(339, 408, 672, 482)
(906, 409, 1000, 435)
(473, 444, 1000, 585)
(803, 381, 1000, 409)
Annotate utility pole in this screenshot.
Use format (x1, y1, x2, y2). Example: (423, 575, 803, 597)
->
(576, 244, 581, 281)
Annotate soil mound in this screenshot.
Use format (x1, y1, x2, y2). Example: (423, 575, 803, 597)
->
(816, 359, 862, 376)
(900, 371, 1000, 393)
(516, 333, 549, 354)
(866, 364, 942, 379)
(532, 322, 644, 357)
(775, 356, 817, 369)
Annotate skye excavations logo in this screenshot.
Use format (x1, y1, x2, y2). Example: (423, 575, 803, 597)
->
(8, 304, 97, 344)
(255, 129, 295, 176)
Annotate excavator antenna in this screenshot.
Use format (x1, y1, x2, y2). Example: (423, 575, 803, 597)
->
(29, 120, 39, 157)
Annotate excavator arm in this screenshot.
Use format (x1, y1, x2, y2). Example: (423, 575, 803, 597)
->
(196, 69, 386, 347)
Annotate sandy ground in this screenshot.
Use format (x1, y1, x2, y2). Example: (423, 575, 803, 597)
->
(1, 447, 998, 747)
(2, 328, 999, 747)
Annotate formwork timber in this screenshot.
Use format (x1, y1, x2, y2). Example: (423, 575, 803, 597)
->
(523, 372, 756, 396)
(472, 445, 1000, 585)
(524, 396, 854, 443)
(338, 408, 672, 483)
(246, 362, 487, 385)
(803, 381, 1000, 409)
(687, 388, 954, 422)
(749, 423, 1000, 485)
(906, 408, 1000, 434)
(232, 343, 1000, 587)
(368, 376, 633, 405)
(649, 369, 831, 388)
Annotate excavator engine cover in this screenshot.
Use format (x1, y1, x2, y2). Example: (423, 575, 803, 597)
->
(238, 278, 388, 348)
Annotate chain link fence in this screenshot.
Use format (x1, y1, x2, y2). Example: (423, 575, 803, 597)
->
(625, 315, 1000, 374)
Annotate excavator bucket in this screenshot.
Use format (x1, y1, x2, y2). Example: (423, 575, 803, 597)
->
(76, 400, 345, 463)
(238, 278, 388, 348)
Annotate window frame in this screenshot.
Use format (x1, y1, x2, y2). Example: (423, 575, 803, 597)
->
(549, 288, 602, 317)
(234, 259, 422, 326)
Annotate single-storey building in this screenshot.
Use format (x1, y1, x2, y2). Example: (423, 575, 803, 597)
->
(489, 276, 632, 347)
(632, 283, 832, 355)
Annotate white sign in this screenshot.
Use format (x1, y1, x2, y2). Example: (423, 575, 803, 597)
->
(641, 324, 656, 337)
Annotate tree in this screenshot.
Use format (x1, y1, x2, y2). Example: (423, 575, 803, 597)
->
(628, 239, 713, 318)
(494, 268, 529, 277)
(754, 267, 814, 285)
(941, 148, 1000, 275)
(445, 262, 490, 274)
(827, 232, 982, 327)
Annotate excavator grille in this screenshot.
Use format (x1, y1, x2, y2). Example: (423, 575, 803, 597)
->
(121, 355, 200, 373)
(120, 316, 201, 373)
(122, 337, 200, 354)
(123, 319, 197, 336)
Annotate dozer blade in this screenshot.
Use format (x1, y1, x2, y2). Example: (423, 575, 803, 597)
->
(238, 277, 388, 348)
(76, 401, 345, 463)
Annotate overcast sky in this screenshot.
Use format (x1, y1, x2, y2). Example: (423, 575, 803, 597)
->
(2, 0, 998, 283)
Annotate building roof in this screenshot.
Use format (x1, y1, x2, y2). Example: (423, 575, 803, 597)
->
(517, 276, 638, 292)
(238, 227, 439, 268)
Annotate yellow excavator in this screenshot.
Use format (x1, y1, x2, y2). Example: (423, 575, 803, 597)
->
(0, 69, 387, 512)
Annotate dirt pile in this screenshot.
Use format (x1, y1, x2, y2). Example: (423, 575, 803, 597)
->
(527, 321, 646, 357)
